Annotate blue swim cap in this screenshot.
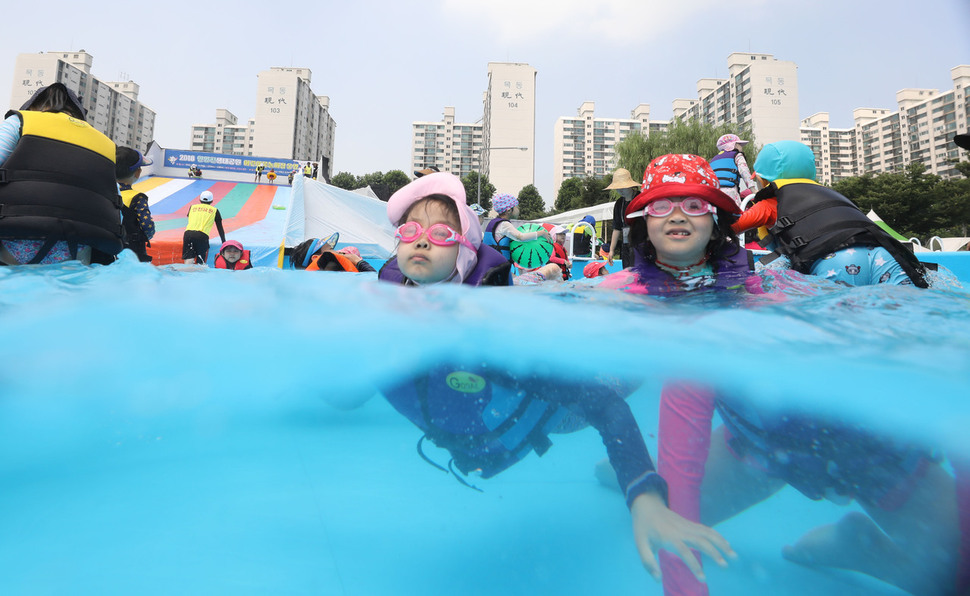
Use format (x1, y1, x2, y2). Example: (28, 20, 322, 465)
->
(753, 141, 817, 182)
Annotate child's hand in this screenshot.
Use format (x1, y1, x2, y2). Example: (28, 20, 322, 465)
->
(630, 492, 736, 583)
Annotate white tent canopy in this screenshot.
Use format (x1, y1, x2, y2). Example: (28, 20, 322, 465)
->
(536, 202, 615, 225)
(285, 175, 397, 259)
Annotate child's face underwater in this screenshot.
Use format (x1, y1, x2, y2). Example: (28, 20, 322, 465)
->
(397, 201, 461, 284)
(646, 200, 714, 266)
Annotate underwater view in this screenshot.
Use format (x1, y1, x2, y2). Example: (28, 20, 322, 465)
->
(1, 254, 968, 595)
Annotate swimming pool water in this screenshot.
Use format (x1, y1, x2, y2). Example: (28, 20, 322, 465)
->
(1, 253, 967, 595)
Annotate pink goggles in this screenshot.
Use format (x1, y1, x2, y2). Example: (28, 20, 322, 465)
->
(395, 221, 474, 250)
(637, 197, 716, 218)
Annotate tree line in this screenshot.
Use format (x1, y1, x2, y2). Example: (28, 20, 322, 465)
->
(329, 169, 547, 219)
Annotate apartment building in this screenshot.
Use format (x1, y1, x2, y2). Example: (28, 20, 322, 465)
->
(190, 109, 254, 155)
(251, 67, 336, 180)
(410, 107, 483, 178)
(799, 65, 970, 183)
(552, 102, 653, 193)
(674, 52, 800, 148)
(9, 51, 156, 152)
(483, 62, 537, 195)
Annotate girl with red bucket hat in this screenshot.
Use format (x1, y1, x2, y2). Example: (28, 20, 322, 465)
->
(600, 154, 957, 595)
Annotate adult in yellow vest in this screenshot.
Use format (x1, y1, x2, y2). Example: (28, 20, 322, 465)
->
(0, 82, 122, 265)
(182, 191, 226, 265)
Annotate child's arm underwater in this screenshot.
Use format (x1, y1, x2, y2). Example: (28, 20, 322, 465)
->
(560, 383, 735, 584)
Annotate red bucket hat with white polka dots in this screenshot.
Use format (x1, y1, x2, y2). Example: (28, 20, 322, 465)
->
(625, 154, 741, 222)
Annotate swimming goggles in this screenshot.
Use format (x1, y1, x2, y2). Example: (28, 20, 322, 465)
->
(637, 198, 717, 218)
(395, 222, 474, 250)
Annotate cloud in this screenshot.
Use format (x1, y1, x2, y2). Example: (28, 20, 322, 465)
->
(441, 0, 765, 43)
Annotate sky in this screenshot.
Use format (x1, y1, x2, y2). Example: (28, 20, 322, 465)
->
(2, 0, 968, 206)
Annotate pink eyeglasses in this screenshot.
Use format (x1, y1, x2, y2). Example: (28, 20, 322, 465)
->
(395, 221, 474, 250)
(645, 198, 716, 218)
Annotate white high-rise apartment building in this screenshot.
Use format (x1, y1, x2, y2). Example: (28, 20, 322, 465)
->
(800, 65, 970, 183)
(800, 112, 858, 184)
(553, 102, 658, 194)
(190, 109, 254, 155)
(551, 53, 797, 196)
(9, 51, 156, 152)
(410, 107, 483, 177)
(251, 67, 336, 180)
(674, 52, 800, 148)
(483, 62, 536, 195)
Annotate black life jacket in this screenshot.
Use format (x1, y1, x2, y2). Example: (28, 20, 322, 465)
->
(0, 110, 123, 260)
(378, 244, 512, 286)
(764, 181, 927, 288)
(120, 187, 149, 248)
(383, 365, 576, 479)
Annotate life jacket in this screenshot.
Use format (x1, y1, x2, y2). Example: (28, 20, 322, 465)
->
(378, 244, 512, 286)
(763, 181, 927, 288)
(709, 150, 740, 188)
(214, 250, 252, 270)
(483, 218, 512, 259)
(607, 246, 755, 296)
(186, 204, 218, 234)
(120, 187, 150, 247)
(305, 251, 358, 272)
(714, 397, 930, 503)
(382, 364, 577, 479)
(551, 242, 570, 279)
(0, 110, 122, 259)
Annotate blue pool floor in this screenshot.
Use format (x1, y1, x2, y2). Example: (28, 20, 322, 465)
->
(0, 385, 907, 595)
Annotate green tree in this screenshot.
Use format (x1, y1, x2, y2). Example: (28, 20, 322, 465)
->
(614, 119, 757, 180)
(461, 172, 495, 211)
(555, 177, 583, 212)
(578, 176, 608, 209)
(330, 171, 361, 190)
(517, 184, 545, 219)
(833, 163, 970, 242)
(383, 170, 411, 197)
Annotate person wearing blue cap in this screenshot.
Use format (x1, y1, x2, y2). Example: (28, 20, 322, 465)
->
(116, 146, 155, 262)
(735, 140, 927, 288)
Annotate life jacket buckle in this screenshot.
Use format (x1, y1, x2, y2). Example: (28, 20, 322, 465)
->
(776, 216, 794, 229)
(790, 236, 807, 248)
(0, 169, 7, 184)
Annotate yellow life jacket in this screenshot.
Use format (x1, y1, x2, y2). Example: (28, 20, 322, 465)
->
(0, 110, 122, 255)
(186, 203, 217, 233)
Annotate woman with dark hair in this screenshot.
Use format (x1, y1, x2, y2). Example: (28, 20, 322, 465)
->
(0, 82, 122, 265)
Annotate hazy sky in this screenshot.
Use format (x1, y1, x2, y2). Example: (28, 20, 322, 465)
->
(2, 0, 968, 203)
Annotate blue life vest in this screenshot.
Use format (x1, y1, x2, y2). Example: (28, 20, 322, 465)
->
(378, 244, 512, 286)
(483, 218, 511, 259)
(709, 150, 740, 188)
(383, 364, 579, 478)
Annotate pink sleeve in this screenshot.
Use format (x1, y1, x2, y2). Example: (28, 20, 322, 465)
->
(658, 382, 717, 596)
